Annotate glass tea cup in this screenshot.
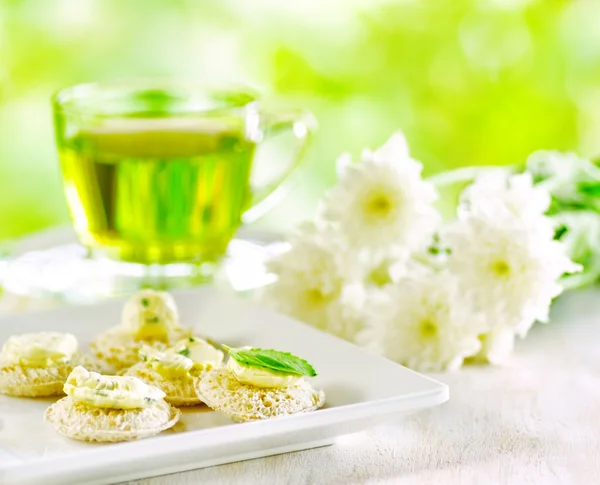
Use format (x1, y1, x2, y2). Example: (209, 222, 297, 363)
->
(52, 82, 313, 285)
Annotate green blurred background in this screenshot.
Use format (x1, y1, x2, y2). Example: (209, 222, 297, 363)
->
(1, 0, 599, 241)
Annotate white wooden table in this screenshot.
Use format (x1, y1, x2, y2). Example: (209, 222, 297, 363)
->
(2, 232, 599, 485)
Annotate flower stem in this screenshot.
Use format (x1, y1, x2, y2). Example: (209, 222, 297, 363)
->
(427, 166, 514, 187)
(560, 269, 600, 291)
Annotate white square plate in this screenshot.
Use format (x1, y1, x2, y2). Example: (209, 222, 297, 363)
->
(0, 288, 448, 485)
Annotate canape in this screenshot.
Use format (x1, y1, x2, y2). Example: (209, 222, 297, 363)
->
(0, 332, 79, 397)
(90, 289, 192, 373)
(125, 337, 224, 406)
(45, 366, 180, 442)
(196, 346, 325, 422)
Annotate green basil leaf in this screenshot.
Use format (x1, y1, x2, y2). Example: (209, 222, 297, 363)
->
(223, 345, 317, 377)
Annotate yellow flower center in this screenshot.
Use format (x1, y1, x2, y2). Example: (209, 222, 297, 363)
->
(366, 194, 393, 217)
(367, 263, 392, 287)
(491, 260, 511, 277)
(305, 288, 327, 306)
(419, 319, 438, 339)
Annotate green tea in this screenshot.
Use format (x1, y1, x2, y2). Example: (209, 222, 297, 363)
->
(58, 119, 256, 264)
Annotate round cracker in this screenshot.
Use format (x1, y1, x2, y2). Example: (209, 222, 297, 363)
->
(89, 326, 193, 374)
(124, 363, 203, 407)
(196, 367, 325, 422)
(0, 363, 73, 397)
(45, 397, 180, 442)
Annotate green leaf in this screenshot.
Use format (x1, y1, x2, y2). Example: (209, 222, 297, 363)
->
(177, 347, 190, 358)
(578, 182, 600, 196)
(547, 196, 590, 216)
(553, 224, 568, 240)
(223, 345, 317, 377)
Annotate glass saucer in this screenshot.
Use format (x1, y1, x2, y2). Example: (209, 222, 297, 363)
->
(0, 227, 288, 304)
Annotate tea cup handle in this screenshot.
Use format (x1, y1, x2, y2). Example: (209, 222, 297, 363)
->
(242, 109, 316, 224)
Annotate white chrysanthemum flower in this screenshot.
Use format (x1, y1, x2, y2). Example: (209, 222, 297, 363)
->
(551, 210, 600, 289)
(469, 325, 516, 366)
(319, 132, 440, 254)
(357, 272, 483, 372)
(460, 171, 550, 223)
(359, 251, 410, 287)
(445, 211, 580, 337)
(322, 283, 368, 341)
(526, 150, 600, 204)
(553, 211, 600, 260)
(261, 225, 367, 341)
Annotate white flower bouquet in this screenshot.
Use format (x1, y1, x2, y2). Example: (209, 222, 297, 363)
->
(261, 131, 593, 372)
